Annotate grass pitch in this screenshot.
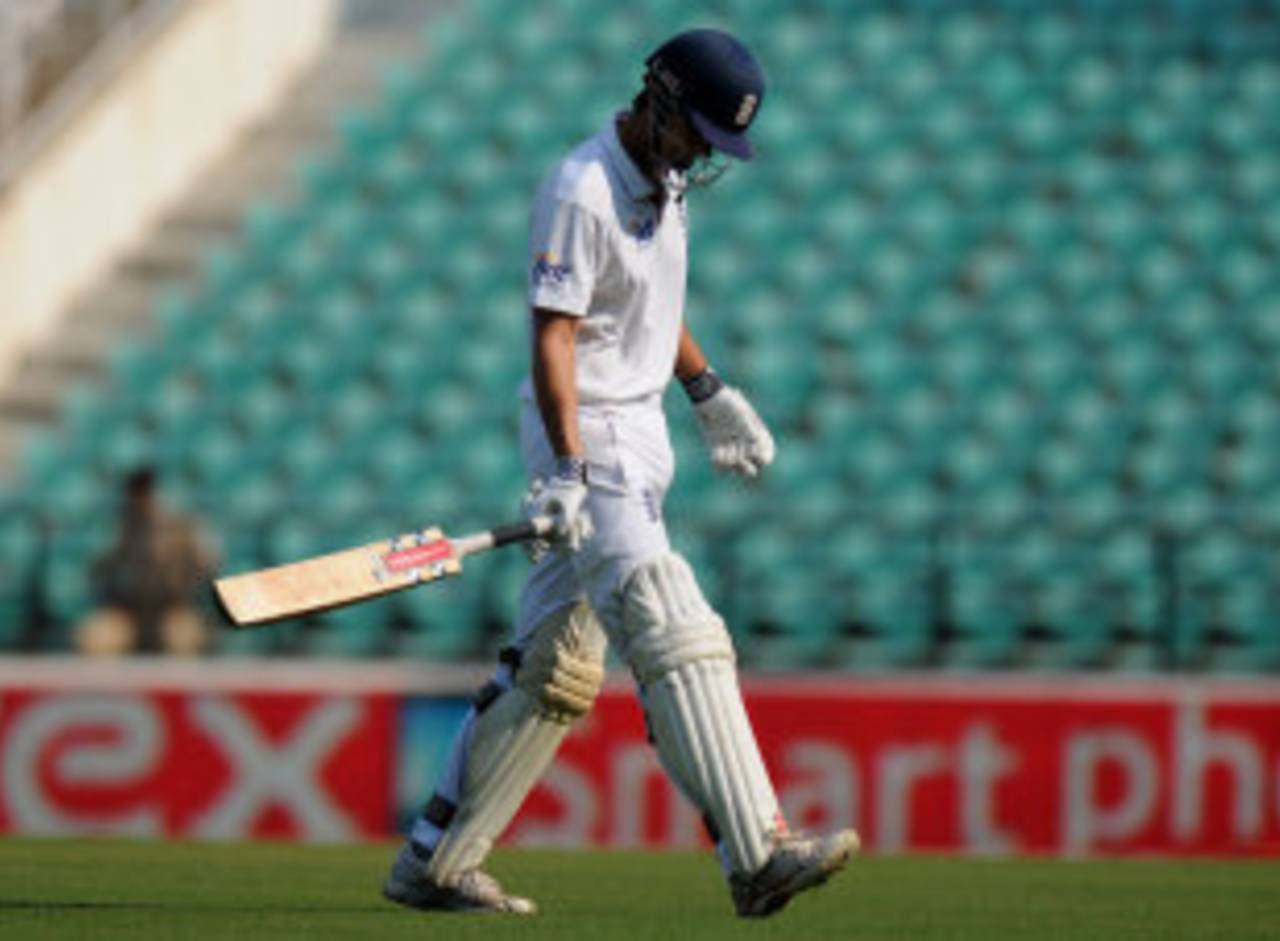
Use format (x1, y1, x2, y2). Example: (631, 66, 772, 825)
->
(1, 840, 1277, 940)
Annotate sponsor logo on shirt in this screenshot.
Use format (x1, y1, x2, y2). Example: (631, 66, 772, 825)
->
(532, 252, 573, 287)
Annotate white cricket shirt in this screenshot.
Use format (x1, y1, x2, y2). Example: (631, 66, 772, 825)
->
(523, 115, 688, 407)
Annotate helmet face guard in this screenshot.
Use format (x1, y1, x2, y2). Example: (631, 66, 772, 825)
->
(684, 152, 732, 190)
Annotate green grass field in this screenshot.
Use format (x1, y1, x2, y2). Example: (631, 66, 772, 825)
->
(1, 839, 1277, 940)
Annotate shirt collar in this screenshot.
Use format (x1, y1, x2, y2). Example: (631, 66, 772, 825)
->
(602, 113, 656, 202)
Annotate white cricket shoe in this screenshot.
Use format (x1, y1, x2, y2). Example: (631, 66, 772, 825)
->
(382, 843, 537, 915)
(730, 829, 860, 918)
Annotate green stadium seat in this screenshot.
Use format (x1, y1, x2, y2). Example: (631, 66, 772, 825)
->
(824, 525, 933, 667)
(1155, 289, 1217, 351)
(191, 332, 268, 401)
(1154, 481, 1219, 536)
(183, 425, 244, 488)
(395, 575, 485, 660)
(233, 379, 295, 442)
(0, 513, 39, 648)
(732, 343, 817, 432)
(949, 570, 1020, 668)
(261, 518, 321, 569)
(242, 199, 304, 262)
(1173, 191, 1233, 260)
(1129, 426, 1214, 499)
(1221, 438, 1280, 501)
(854, 573, 934, 669)
(1238, 58, 1280, 104)
(215, 615, 278, 655)
(105, 340, 176, 412)
(1218, 244, 1272, 302)
(1182, 527, 1270, 589)
(1095, 523, 1159, 613)
(310, 598, 394, 657)
(1213, 584, 1280, 670)
(482, 551, 530, 621)
(363, 427, 426, 493)
(1230, 152, 1280, 208)
(1210, 101, 1260, 155)
(1037, 577, 1114, 668)
(0, 599, 26, 649)
(744, 565, 842, 669)
(218, 466, 288, 532)
(1068, 446, 1131, 512)
(1145, 151, 1202, 205)
(39, 546, 96, 646)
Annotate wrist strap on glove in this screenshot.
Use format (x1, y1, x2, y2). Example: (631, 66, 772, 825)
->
(554, 455, 588, 484)
(681, 367, 725, 405)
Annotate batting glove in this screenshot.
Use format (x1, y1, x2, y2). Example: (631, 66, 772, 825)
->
(685, 370, 776, 479)
(523, 456, 594, 559)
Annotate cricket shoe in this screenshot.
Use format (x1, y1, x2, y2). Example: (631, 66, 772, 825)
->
(730, 829, 860, 918)
(382, 843, 536, 915)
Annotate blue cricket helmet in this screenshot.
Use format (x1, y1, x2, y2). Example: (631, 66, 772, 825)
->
(645, 28, 766, 160)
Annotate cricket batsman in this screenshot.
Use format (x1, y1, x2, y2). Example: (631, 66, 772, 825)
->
(384, 27, 858, 917)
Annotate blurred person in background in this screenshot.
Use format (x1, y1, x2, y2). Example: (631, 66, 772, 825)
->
(76, 466, 218, 656)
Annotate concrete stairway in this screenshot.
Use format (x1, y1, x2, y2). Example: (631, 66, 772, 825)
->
(0, 26, 422, 477)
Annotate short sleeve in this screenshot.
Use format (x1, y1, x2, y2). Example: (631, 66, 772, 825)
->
(528, 198, 599, 316)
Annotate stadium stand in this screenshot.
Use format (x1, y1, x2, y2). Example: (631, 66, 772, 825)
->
(0, 0, 1277, 669)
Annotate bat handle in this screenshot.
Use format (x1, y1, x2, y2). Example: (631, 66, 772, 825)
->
(452, 517, 555, 559)
(490, 516, 554, 547)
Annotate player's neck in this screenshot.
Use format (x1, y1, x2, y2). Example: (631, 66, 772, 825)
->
(616, 110, 666, 206)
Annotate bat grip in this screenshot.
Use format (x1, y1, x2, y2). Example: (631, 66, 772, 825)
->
(490, 516, 554, 548)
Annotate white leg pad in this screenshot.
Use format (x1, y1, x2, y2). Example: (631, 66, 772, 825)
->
(623, 554, 782, 877)
(620, 552, 734, 681)
(427, 602, 604, 882)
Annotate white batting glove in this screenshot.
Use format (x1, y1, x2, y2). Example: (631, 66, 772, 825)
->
(523, 456, 594, 559)
(685, 370, 776, 479)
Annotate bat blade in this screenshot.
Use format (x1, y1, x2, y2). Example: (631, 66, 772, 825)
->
(214, 527, 461, 627)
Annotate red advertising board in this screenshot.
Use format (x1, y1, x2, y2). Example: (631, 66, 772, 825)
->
(0, 689, 393, 840)
(2, 666, 1277, 857)
(510, 678, 1280, 857)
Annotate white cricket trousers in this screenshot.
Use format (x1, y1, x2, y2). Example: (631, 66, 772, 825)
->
(516, 396, 676, 641)
(407, 397, 677, 855)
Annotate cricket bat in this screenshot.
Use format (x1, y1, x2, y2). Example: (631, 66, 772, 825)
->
(214, 516, 553, 627)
